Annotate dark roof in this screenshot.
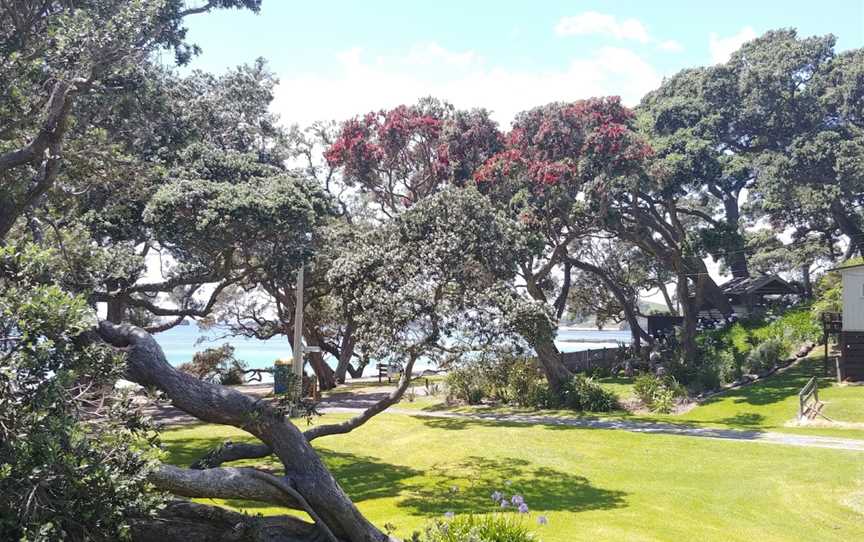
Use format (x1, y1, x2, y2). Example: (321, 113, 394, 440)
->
(718, 275, 797, 296)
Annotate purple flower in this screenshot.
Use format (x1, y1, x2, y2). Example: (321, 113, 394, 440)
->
(518, 503, 529, 514)
(500, 500, 509, 508)
(491, 491, 503, 502)
(444, 511, 454, 519)
(511, 494, 524, 506)
(537, 515, 548, 525)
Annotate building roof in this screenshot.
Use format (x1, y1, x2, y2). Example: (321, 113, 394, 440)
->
(828, 260, 864, 272)
(718, 274, 797, 296)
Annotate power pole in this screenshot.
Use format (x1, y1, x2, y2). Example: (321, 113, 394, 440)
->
(292, 266, 305, 383)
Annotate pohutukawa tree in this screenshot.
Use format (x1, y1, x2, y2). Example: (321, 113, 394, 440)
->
(745, 32, 864, 260)
(472, 97, 655, 389)
(324, 97, 503, 216)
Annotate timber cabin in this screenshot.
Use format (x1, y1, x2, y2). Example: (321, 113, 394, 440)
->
(832, 262, 864, 381)
(698, 274, 798, 319)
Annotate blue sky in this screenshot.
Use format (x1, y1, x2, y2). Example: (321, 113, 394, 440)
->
(180, 0, 864, 127)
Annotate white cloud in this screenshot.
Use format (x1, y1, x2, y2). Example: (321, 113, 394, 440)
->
(554, 12, 683, 53)
(658, 39, 684, 53)
(272, 43, 661, 128)
(709, 27, 757, 63)
(555, 12, 651, 42)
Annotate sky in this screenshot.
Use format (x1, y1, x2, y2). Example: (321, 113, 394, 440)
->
(178, 0, 864, 128)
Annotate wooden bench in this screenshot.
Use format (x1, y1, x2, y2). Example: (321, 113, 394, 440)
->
(377, 363, 402, 383)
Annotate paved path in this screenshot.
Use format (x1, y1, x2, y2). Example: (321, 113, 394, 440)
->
(320, 406, 864, 452)
(142, 383, 864, 452)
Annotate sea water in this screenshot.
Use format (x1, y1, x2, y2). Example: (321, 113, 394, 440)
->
(155, 324, 631, 380)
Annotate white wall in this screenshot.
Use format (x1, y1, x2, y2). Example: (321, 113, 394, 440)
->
(842, 268, 864, 331)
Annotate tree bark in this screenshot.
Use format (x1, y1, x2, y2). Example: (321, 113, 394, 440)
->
(568, 258, 651, 351)
(723, 195, 750, 278)
(130, 501, 324, 542)
(520, 267, 574, 390)
(97, 322, 392, 542)
(676, 276, 699, 366)
(657, 281, 677, 315)
(831, 198, 864, 258)
(532, 336, 572, 392)
(801, 263, 813, 299)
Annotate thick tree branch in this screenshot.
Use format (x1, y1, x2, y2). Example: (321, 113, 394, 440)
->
(150, 465, 301, 510)
(129, 500, 322, 542)
(304, 354, 418, 442)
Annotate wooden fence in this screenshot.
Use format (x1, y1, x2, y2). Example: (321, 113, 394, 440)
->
(560, 346, 626, 373)
(798, 376, 819, 420)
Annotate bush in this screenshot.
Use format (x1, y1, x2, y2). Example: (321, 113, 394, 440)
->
(633, 374, 685, 413)
(445, 366, 487, 404)
(559, 375, 619, 412)
(178, 344, 248, 385)
(417, 514, 536, 542)
(444, 354, 617, 412)
(502, 357, 542, 404)
(445, 354, 542, 406)
(745, 338, 785, 374)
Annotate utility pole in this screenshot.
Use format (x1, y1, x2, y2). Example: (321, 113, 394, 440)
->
(292, 266, 305, 383)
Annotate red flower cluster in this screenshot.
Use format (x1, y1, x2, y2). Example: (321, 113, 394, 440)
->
(475, 97, 651, 188)
(326, 101, 504, 203)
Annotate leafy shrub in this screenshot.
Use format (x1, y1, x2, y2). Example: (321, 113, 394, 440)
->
(633, 374, 685, 413)
(0, 244, 162, 540)
(502, 357, 542, 404)
(559, 375, 619, 412)
(178, 344, 248, 385)
(745, 338, 785, 374)
(446, 354, 541, 406)
(418, 514, 536, 542)
(446, 366, 487, 404)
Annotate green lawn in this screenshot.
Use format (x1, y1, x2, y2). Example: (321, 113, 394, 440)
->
(398, 353, 864, 440)
(162, 413, 864, 541)
(160, 349, 864, 540)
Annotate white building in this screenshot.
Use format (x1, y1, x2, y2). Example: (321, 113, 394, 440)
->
(837, 263, 864, 332)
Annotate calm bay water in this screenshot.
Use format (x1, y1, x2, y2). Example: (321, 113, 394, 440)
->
(155, 324, 631, 379)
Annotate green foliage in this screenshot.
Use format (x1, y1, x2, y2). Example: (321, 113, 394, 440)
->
(692, 306, 819, 389)
(177, 343, 248, 385)
(633, 374, 686, 413)
(418, 514, 536, 542)
(446, 366, 487, 405)
(811, 269, 844, 321)
(0, 244, 161, 541)
(745, 338, 786, 374)
(445, 354, 618, 412)
(557, 375, 620, 412)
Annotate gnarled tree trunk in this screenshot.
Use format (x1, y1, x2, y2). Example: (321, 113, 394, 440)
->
(98, 322, 394, 542)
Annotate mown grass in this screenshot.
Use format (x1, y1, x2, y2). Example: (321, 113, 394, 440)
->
(162, 410, 864, 541)
(394, 351, 864, 441)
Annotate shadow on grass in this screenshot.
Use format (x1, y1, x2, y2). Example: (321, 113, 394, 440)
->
(396, 456, 627, 515)
(698, 357, 831, 409)
(161, 430, 424, 511)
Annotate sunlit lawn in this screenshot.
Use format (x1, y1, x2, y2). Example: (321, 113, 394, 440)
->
(396, 352, 864, 441)
(162, 411, 864, 541)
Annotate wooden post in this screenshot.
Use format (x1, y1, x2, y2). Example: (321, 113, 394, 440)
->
(293, 266, 305, 388)
(824, 332, 829, 376)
